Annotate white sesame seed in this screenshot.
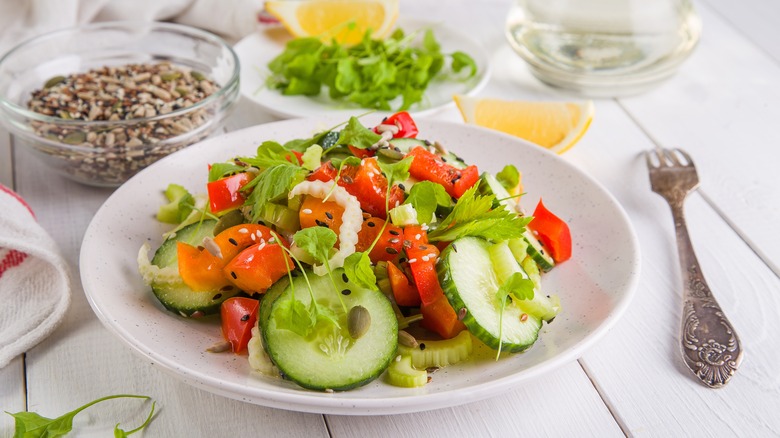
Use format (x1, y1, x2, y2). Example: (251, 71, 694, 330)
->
(302, 208, 313, 214)
(421, 224, 429, 230)
(422, 255, 430, 262)
(238, 228, 248, 234)
(250, 234, 256, 241)
(408, 258, 417, 263)
(366, 171, 375, 178)
(415, 233, 421, 240)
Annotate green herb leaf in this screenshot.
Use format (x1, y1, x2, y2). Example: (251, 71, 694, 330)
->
(6, 394, 154, 438)
(114, 400, 156, 437)
(343, 252, 377, 290)
(244, 165, 308, 223)
(156, 184, 194, 224)
(301, 144, 323, 171)
(241, 141, 300, 169)
(427, 185, 531, 242)
(403, 180, 450, 224)
(336, 117, 382, 150)
(496, 165, 520, 193)
(293, 226, 338, 264)
(207, 162, 246, 182)
(450, 51, 478, 77)
(377, 155, 413, 188)
(498, 272, 536, 302)
(274, 298, 316, 337)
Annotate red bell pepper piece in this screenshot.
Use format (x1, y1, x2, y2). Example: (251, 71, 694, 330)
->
(376, 111, 419, 139)
(307, 161, 338, 182)
(340, 157, 404, 219)
(223, 242, 292, 294)
(176, 242, 233, 292)
(387, 262, 421, 307)
(355, 217, 404, 263)
(207, 172, 252, 213)
(348, 145, 375, 158)
(214, 224, 279, 264)
(221, 297, 260, 354)
(529, 199, 572, 263)
(406, 147, 478, 198)
(420, 294, 466, 339)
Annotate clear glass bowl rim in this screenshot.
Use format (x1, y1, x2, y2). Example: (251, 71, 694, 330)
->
(0, 20, 240, 128)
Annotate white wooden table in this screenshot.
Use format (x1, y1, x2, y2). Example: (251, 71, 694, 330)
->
(2, 0, 780, 436)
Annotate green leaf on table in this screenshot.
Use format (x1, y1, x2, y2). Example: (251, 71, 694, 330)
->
(343, 252, 377, 291)
(403, 180, 451, 224)
(6, 394, 154, 438)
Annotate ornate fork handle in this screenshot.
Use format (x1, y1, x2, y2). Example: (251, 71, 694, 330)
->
(666, 196, 743, 387)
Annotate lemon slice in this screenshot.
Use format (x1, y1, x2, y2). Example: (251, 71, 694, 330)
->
(266, 0, 400, 45)
(453, 95, 594, 154)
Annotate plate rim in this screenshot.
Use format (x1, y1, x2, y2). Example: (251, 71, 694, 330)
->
(80, 117, 641, 415)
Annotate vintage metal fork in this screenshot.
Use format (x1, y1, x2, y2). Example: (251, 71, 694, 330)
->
(646, 148, 743, 388)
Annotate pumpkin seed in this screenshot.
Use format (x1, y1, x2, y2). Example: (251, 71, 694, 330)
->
(161, 71, 182, 81)
(191, 71, 206, 81)
(44, 75, 66, 88)
(62, 131, 86, 145)
(348, 305, 371, 339)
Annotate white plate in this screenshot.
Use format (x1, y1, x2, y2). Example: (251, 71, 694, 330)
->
(81, 117, 640, 415)
(233, 18, 491, 119)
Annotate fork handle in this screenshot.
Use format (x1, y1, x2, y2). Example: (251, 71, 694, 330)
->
(668, 201, 743, 387)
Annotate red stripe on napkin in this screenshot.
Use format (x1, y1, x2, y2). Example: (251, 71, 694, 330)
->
(0, 184, 35, 218)
(0, 249, 28, 278)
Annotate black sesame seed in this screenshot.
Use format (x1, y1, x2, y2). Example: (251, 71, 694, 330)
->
(315, 219, 329, 228)
(389, 229, 400, 236)
(403, 240, 412, 248)
(325, 212, 333, 220)
(257, 220, 266, 226)
(341, 289, 352, 295)
(342, 175, 354, 184)
(419, 245, 428, 250)
(398, 257, 407, 263)
(230, 271, 237, 279)
(367, 221, 376, 227)
(452, 243, 458, 253)
(386, 247, 399, 255)
(441, 156, 447, 162)
(398, 183, 406, 191)
(220, 285, 234, 291)
(419, 343, 426, 350)
(342, 272, 349, 283)
(240, 314, 250, 322)
(212, 293, 222, 300)
(228, 238, 238, 246)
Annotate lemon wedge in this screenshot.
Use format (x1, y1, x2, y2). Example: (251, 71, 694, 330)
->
(453, 95, 594, 154)
(265, 0, 400, 45)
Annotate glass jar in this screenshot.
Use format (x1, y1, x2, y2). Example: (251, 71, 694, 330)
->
(505, 0, 701, 96)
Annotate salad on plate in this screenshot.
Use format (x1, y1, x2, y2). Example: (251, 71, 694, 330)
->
(137, 112, 571, 392)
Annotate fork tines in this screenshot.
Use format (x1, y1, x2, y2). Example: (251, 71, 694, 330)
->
(645, 148, 694, 168)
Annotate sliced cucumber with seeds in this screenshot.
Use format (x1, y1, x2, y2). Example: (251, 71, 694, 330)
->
(523, 229, 555, 272)
(150, 220, 239, 316)
(438, 237, 541, 353)
(397, 329, 473, 369)
(489, 241, 560, 322)
(260, 268, 398, 391)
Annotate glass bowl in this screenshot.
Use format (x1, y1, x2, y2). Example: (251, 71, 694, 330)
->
(0, 21, 240, 187)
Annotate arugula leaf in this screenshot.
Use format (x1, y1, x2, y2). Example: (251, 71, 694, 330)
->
(493, 272, 535, 358)
(427, 185, 531, 242)
(496, 165, 520, 193)
(343, 252, 377, 291)
(156, 184, 194, 224)
(244, 165, 308, 223)
(293, 227, 338, 264)
(336, 117, 382, 150)
(301, 145, 323, 171)
(266, 26, 479, 111)
(6, 395, 154, 438)
(403, 180, 450, 224)
(207, 162, 246, 182)
(114, 400, 156, 438)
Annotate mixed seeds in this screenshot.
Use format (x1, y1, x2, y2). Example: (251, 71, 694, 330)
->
(26, 62, 221, 185)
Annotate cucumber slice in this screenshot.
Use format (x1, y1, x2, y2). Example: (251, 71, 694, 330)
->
(150, 220, 239, 316)
(397, 330, 473, 369)
(489, 241, 560, 322)
(523, 229, 555, 272)
(438, 237, 541, 353)
(386, 355, 428, 388)
(259, 269, 398, 391)
(479, 172, 518, 211)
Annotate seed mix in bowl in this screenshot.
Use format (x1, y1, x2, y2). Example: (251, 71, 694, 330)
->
(26, 62, 221, 186)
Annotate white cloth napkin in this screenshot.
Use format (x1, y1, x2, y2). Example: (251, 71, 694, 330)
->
(0, 185, 71, 368)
